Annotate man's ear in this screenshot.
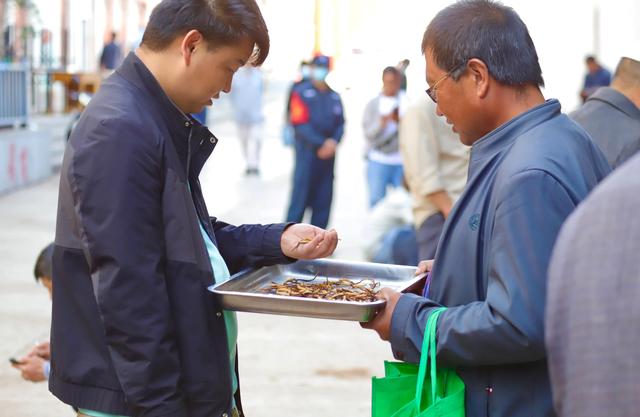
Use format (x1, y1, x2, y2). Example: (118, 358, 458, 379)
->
(467, 58, 490, 99)
(180, 29, 203, 66)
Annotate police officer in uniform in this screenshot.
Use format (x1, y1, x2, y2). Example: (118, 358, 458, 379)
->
(286, 55, 345, 229)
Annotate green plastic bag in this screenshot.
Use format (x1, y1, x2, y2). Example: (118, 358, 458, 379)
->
(371, 307, 465, 417)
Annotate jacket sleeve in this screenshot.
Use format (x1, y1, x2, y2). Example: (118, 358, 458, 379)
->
(390, 170, 576, 366)
(211, 220, 295, 274)
(399, 102, 446, 197)
(71, 118, 186, 417)
(289, 91, 326, 148)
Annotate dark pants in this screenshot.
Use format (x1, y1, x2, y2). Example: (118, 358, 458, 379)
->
(416, 213, 445, 261)
(372, 225, 419, 266)
(286, 141, 335, 229)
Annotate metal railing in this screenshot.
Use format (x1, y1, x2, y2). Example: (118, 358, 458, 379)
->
(0, 63, 29, 127)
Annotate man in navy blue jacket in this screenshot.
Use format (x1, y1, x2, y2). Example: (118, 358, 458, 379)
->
(51, 1, 338, 417)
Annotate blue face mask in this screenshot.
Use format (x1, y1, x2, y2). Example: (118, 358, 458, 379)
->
(300, 65, 311, 79)
(311, 67, 329, 82)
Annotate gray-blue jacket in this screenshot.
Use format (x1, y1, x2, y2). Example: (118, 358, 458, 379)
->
(390, 100, 610, 417)
(570, 86, 640, 169)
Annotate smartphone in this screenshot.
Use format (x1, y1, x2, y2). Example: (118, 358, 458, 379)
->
(9, 357, 23, 365)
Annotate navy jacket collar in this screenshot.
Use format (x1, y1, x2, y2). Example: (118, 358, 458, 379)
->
(469, 99, 561, 174)
(115, 52, 217, 180)
(587, 87, 640, 121)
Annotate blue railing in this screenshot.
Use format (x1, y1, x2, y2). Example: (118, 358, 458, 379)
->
(0, 63, 29, 127)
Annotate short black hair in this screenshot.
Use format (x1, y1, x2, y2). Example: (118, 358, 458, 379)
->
(142, 0, 270, 65)
(586, 56, 596, 63)
(34, 243, 54, 282)
(382, 66, 401, 79)
(422, 0, 544, 87)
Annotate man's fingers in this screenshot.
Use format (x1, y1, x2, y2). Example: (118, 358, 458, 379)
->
(416, 259, 434, 275)
(319, 230, 338, 256)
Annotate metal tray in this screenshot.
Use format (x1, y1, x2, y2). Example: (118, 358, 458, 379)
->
(209, 258, 425, 322)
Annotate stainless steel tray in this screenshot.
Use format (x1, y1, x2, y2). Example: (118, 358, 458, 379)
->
(209, 259, 425, 322)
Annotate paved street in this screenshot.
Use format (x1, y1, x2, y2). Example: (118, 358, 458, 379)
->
(0, 77, 398, 416)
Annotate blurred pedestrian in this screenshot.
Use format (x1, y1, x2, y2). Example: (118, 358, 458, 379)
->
(99, 31, 123, 71)
(51, 1, 339, 416)
(363, 1, 610, 416)
(571, 56, 640, 169)
(397, 58, 410, 92)
(230, 64, 265, 175)
(546, 152, 640, 417)
(400, 95, 469, 260)
(362, 66, 408, 208)
(286, 55, 345, 229)
(11, 243, 54, 383)
(580, 55, 611, 102)
(363, 185, 418, 266)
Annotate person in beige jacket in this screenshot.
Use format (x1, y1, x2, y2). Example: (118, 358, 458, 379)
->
(399, 95, 469, 260)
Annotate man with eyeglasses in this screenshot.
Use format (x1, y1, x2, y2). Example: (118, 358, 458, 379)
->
(363, 1, 610, 416)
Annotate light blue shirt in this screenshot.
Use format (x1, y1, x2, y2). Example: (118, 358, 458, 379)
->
(197, 222, 239, 402)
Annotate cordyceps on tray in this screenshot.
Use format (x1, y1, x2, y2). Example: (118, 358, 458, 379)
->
(262, 276, 380, 302)
(209, 259, 426, 321)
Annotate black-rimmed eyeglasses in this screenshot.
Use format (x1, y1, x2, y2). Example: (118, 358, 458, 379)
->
(425, 61, 467, 103)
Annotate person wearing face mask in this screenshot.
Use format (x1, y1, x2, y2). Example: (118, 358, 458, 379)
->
(50, 2, 339, 417)
(286, 55, 345, 229)
(362, 66, 409, 208)
(282, 60, 312, 146)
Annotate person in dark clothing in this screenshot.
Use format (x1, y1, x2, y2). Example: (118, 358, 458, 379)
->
(286, 60, 311, 117)
(50, 2, 339, 417)
(100, 31, 123, 71)
(363, 1, 610, 416)
(580, 55, 611, 102)
(282, 60, 311, 146)
(285, 55, 345, 229)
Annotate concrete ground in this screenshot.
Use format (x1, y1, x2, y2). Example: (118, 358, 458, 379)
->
(0, 77, 399, 416)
